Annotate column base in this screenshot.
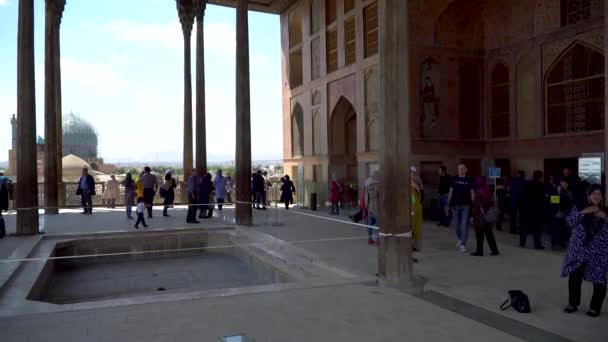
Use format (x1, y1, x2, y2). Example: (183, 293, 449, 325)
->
(235, 202, 252, 226)
(16, 208, 39, 235)
(45, 208, 59, 215)
(377, 235, 424, 294)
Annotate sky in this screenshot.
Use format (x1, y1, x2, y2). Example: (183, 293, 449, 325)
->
(0, 0, 283, 163)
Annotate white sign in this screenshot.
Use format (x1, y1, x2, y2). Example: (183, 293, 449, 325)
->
(578, 157, 601, 184)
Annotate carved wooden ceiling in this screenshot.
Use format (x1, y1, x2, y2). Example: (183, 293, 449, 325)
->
(208, 0, 298, 14)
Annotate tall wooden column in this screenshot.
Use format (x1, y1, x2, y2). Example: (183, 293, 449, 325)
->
(604, 1, 607, 195)
(44, 0, 64, 214)
(235, 0, 252, 225)
(16, 0, 39, 234)
(377, 0, 414, 287)
(55, 0, 65, 207)
(195, 0, 207, 172)
(177, 0, 196, 181)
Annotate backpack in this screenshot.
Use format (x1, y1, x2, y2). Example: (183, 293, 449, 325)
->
(500, 290, 531, 313)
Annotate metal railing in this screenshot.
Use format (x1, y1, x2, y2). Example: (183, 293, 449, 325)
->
(10, 182, 188, 209)
(8, 181, 354, 211)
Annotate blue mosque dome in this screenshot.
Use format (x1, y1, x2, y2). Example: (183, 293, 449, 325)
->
(62, 112, 98, 159)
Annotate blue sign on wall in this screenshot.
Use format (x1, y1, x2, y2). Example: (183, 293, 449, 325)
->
(489, 167, 501, 179)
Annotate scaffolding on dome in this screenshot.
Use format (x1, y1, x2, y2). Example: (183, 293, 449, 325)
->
(62, 112, 99, 159)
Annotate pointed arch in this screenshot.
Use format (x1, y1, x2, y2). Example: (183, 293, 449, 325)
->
(490, 61, 510, 138)
(545, 42, 604, 134)
(329, 96, 358, 184)
(291, 103, 304, 157)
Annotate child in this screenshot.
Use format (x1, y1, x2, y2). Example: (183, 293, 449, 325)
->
(134, 197, 148, 229)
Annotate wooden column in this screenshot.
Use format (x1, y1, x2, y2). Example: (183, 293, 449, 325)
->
(55, 0, 65, 207)
(44, 0, 64, 214)
(195, 0, 207, 172)
(605, 1, 607, 195)
(377, 0, 414, 287)
(235, 0, 252, 225)
(177, 0, 196, 182)
(16, 0, 39, 234)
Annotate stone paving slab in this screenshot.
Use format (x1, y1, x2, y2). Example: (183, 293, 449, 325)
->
(0, 284, 525, 342)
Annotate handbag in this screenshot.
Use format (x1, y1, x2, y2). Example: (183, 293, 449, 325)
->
(159, 185, 168, 198)
(484, 207, 499, 224)
(350, 210, 363, 223)
(500, 290, 531, 313)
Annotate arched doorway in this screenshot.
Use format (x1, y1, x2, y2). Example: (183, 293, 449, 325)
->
(291, 103, 304, 157)
(329, 96, 358, 206)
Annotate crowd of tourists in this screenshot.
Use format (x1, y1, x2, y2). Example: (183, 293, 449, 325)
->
(350, 162, 607, 317)
(71, 166, 300, 225)
(434, 163, 607, 318)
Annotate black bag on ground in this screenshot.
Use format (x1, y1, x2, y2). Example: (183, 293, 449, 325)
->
(500, 290, 531, 313)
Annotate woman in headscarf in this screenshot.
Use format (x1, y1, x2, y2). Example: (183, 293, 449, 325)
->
(162, 170, 176, 217)
(121, 172, 136, 219)
(102, 174, 120, 208)
(562, 184, 608, 317)
(280, 175, 296, 210)
(411, 172, 423, 252)
(470, 176, 499, 256)
(365, 170, 381, 245)
(329, 174, 341, 215)
(198, 172, 214, 218)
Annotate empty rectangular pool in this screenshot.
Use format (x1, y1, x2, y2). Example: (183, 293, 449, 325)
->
(27, 229, 292, 304)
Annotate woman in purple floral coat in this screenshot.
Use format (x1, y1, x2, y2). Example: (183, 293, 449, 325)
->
(562, 184, 608, 317)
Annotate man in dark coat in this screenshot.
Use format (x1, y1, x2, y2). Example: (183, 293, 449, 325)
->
(76, 167, 96, 215)
(509, 171, 527, 235)
(520, 170, 545, 249)
(253, 170, 266, 210)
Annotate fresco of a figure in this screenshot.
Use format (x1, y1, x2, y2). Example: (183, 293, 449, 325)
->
(421, 58, 440, 137)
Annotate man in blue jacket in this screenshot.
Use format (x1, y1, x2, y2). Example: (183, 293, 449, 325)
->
(509, 171, 527, 235)
(76, 167, 95, 214)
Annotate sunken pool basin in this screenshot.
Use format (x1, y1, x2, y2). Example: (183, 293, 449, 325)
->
(27, 229, 293, 304)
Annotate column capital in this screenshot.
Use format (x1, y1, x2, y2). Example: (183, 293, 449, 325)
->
(176, 0, 198, 36)
(196, 0, 207, 20)
(46, 0, 66, 27)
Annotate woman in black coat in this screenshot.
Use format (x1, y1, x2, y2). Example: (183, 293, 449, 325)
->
(162, 171, 176, 217)
(280, 175, 296, 210)
(198, 173, 214, 218)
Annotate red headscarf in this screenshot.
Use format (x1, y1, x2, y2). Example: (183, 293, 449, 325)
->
(475, 176, 491, 205)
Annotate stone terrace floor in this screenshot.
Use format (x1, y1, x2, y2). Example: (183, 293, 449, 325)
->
(0, 205, 606, 341)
